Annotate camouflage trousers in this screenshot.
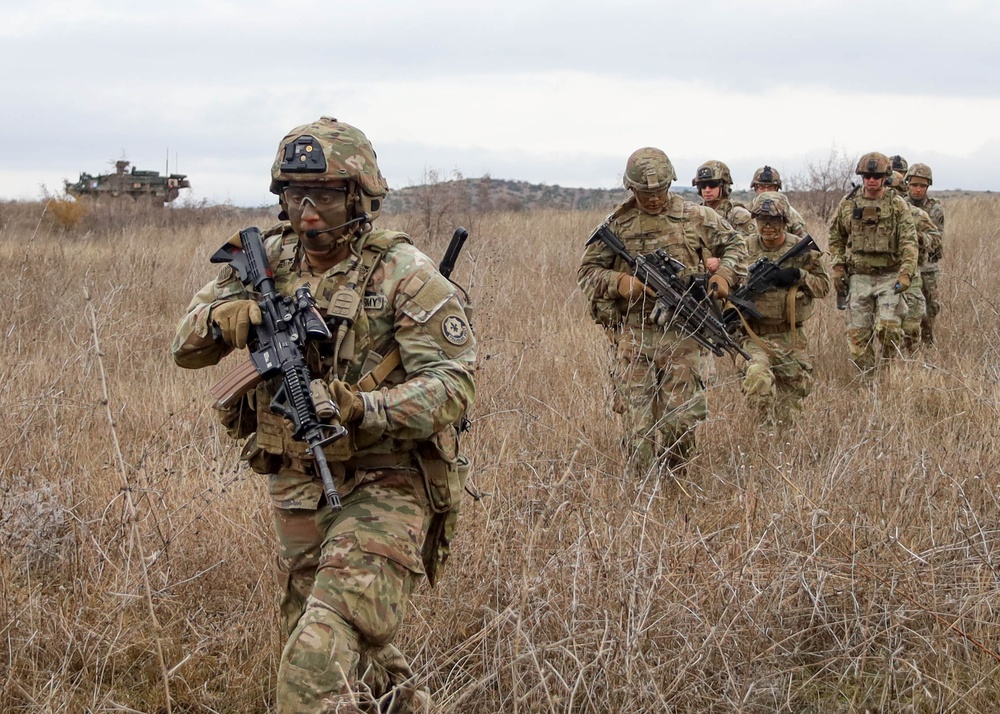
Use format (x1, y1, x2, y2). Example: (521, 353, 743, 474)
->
(921, 265, 941, 343)
(271, 464, 431, 714)
(901, 272, 926, 351)
(845, 273, 908, 373)
(740, 327, 813, 424)
(610, 326, 707, 476)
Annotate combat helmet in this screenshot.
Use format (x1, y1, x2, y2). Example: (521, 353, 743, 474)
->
(270, 116, 389, 222)
(750, 191, 790, 221)
(692, 160, 734, 197)
(889, 155, 909, 174)
(887, 171, 907, 195)
(750, 165, 782, 190)
(905, 163, 933, 186)
(623, 148, 677, 191)
(855, 152, 892, 177)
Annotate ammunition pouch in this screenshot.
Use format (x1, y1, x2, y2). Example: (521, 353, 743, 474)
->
(215, 393, 256, 441)
(240, 432, 282, 475)
(415, 424, 470, 586)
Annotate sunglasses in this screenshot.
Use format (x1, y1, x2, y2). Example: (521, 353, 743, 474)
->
(698, 180, 723, 189)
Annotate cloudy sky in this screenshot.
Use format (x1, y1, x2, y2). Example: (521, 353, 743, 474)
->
(3, 0, 998, 206)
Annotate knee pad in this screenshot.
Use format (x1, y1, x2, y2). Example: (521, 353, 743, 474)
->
(278, 602, 360, 706)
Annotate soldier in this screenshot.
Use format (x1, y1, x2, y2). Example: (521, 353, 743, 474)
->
(889, 155, 909, 175)
(578, 147, 747, 476)
(740, 192, 830, 423)
(749, 165, 808, 238)
(172, 117, 476, 713)
(887, 171, 941, 351)
(829, 152, 918, 375)
(693, 160, 759, 243)
(904, 163, 945, 344)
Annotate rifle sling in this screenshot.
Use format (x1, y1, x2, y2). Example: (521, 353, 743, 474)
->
(356, 347, 402, 392)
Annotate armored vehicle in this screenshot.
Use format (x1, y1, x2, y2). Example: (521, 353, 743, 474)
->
(65, 160, 191, 204)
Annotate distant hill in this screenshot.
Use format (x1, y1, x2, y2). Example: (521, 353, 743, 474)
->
(382, 176, 700, 215)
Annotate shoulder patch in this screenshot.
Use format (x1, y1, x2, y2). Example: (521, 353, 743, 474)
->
(441, 314, 470, 346)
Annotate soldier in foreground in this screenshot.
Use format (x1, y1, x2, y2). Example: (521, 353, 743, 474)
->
(578, 148, 747, 476)
(828, 152, 918, 375)
(749, 165, 808, 238)
(172, 117, 476, 712)
(693, 160, 759, 242)
(905, 163, 945, 344)
(738, 192, 830, 424)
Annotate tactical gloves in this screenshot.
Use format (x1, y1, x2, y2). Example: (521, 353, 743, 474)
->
(771, 267, 803, 289)
(211, 300, 262, 349)
(832, 265, 847, 285)
(616, 273, 653, 302)
(310, 379, 364, 425)
(708, 274, 730, 300)
(894, 272, 911, 294)
(648, 300, 672, 328)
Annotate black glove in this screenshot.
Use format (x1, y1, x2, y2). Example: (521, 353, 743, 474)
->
(770, 267, 802, 289)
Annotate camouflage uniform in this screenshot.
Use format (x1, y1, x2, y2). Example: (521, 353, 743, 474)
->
(740, 194, 830, 423)
(829, 153, 918, 373)
(579, 150, 747, 474)
(905, 163, 945, 343)
(693, 160, 759, 242)
(750, 166, 808, 238)
(173, 118, 475, 713)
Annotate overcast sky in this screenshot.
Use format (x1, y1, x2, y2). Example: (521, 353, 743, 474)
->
(3, 0, 998, 207)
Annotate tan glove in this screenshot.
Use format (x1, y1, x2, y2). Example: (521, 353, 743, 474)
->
(708, 274, 730, 301)
(211, 300, 262, 349)
(310, 379, 364, 424)
(616, 272, 652, 302)
(893, 272, 911, 294)
(832, 265, 847, 285)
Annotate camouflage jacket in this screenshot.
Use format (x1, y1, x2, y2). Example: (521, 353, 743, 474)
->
(708, 198, 758, 241)
(907, 204, 943, 267)
(828, 191, 918, 277)
(907, 194, 944, 231)
(578, 194, 748, 330)
(785, 202, 808, 239)
(745, 233, 831, 327)
(172, 224, 477, 508)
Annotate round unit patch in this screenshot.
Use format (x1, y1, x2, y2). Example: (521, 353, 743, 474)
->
(441, 315, 469, 346)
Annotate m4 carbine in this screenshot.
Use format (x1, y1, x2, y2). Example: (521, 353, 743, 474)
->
(587, 224, 749, 360)
(211, 227, 348, 511)
(725, 233, 820, 327)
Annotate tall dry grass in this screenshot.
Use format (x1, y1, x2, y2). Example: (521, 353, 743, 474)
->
(1, 195, 998, 712)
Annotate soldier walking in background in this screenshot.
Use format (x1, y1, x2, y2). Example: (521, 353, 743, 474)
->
(173, 117, 476, 713)
(890, 154, 909, 176)
(905, 163, 945, 344)
(578, 148, 747, 477)
(887, 171, 941, 351)
(739, 192, 830, 424)
(693, 160, 759, 243)
(749, 166, 808, 238)
(829, 152, 918, 376)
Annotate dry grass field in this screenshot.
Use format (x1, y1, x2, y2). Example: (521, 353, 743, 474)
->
(2, 193, 999, 712)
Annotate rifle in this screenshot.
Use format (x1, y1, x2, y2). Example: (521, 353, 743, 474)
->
(587, 224, 750, 360)
(440, 227, 469, 280)
(725, 234, 820, 325)
(211, 227, 348, 511)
